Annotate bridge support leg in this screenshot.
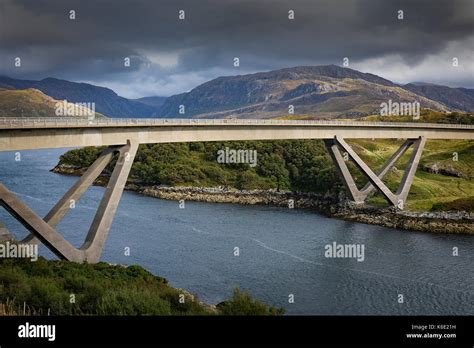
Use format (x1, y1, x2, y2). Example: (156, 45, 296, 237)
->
(0, 140, 138, 263)
(21, 146, 117, 244)
(324, 136, 425, 209)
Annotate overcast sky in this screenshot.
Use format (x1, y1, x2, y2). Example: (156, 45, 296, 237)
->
(0, 0, 473, 98)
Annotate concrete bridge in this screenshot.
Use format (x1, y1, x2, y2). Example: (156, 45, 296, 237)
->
(1, 117, 473, 263)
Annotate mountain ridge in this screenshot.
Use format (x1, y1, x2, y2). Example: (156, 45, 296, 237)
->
(0, 76, 158, 118)
(0, 87, 104, 118)
(2, 65, 473, 119)
(403, 83, 474, 113)
(157, 65, 461, 119)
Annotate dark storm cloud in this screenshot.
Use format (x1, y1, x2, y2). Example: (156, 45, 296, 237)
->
(0, 0, 473, 97)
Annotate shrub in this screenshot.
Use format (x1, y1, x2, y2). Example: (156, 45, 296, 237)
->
(96, 288, 172, 315)
(217, 289, 284, 316)
(0, 258, 281, 316)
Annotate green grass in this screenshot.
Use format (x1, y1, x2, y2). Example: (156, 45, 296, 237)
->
(348, 139, 474, 211)
(217, 289, 284, 315)
(362, 109, 474, 125)
(0, 257, 283, 316)
(431, 197, 474, 212)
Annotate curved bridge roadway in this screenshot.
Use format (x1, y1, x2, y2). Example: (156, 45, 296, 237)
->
(0, 117, 473, 151)
(0, 117, 473, 263)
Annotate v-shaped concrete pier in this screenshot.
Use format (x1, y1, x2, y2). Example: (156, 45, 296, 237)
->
(0, 140, 137, 263)
(324, 136, 426, 208)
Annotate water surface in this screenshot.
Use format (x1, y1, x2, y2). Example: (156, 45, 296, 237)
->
(0, 149, 472, 315)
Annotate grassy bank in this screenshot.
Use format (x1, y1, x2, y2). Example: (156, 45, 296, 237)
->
(349, 138, 474, 211)
(0, 257, 283, 316)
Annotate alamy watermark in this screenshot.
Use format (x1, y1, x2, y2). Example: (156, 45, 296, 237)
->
(380, 99, 420, 119)
(18, 322, 55, 341)
(0, 241, 38, 261)
(217, 147, 257, 167)
(324, 242, 365, 262)
(55, 100, 95, 118)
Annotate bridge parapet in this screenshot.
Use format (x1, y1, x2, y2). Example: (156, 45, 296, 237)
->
(0, 117, 473, 130)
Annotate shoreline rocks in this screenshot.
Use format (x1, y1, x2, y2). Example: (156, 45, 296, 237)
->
(51, 164, 474, 235)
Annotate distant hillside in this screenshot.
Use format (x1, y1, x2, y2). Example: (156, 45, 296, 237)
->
(0, 88, 103, 118)
(360, 109, 474, 127)
(3, 66, 473, 120)
(404, 83, 474, 112)
(156, 65, 451, 119)
(0, 76, 158, 118)
(134, 96, 167, 108)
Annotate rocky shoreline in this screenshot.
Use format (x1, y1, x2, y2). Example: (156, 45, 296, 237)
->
(52, 164, 474, 235)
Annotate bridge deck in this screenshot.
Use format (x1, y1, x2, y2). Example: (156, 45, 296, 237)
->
(0, 117, 473, 130)
(0, 118, 473, 152)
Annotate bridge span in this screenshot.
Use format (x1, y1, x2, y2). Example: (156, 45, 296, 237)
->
(0, 118, 473, 151)
(1, 118, 473, 263)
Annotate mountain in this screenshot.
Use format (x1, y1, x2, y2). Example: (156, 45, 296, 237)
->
(134, 96, 167, 108)
(156, 65, 459, 119)
(0, 76, 158, 118)
(403, 83, 474, 112)
(2, 66, 473, 120)
(0, 88, 103, 118)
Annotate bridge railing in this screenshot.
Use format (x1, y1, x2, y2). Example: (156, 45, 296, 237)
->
(0, 117, 473, 129)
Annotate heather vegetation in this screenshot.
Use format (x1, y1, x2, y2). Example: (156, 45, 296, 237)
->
(362, 109, 474, 125)
(0, 257, 283, 316)
(60, 140, 341, 193)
